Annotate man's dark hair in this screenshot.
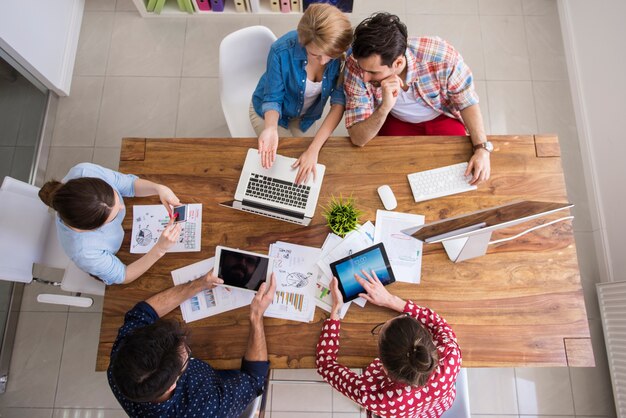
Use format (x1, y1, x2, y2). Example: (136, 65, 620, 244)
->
(379, 315, 439, 387)
(111, 319, 188, 402)
(352, 12, 408, 67)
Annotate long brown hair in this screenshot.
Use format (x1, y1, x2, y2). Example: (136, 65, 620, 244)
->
(39, 177, 115, 230)
(297, 3, 353, 59)
(379, 315, 439, 387)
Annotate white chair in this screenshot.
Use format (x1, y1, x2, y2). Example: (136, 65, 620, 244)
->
(441, 368, 470, 418)
(219, 26, 277, 137)
(0, 176, 105, 308)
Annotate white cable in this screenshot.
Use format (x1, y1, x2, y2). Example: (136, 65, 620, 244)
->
(488, 216, 574, 245)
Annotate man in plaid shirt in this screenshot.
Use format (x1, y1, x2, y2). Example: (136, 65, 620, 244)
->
(345, 13, 491, 185)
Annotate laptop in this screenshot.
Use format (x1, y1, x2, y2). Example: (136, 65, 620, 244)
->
(220, 148, 326, 226)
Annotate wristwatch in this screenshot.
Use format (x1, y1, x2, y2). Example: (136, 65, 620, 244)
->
(473, 141, 493, 153)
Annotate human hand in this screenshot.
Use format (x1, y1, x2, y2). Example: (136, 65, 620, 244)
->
(379, 74, 403, 112)
(250, 273, 277, 320)
(355, 269, 398, 309)
(155, 217, 182, 255)
(329, 276, 344, 320)
(258, 127, 279, 169)
(198, 269, 224, 290)
(156, 184, 181, 217)
(465, 149, 491, 185)
(291, 146, 319, 185)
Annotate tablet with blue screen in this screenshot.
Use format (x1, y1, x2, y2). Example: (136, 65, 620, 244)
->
(330, 243, 396, 302)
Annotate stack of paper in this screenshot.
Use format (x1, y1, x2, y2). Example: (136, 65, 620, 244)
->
(171, 258, 253, 323)
(131, 204, 202, 254)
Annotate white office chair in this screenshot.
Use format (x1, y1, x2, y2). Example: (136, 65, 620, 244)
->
(219, 26, 277, 137)
(441, 368, 470, 418)
(0, 176, 105, 308)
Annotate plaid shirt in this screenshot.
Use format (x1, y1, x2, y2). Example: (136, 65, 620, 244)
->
(344, 36, 479, 129)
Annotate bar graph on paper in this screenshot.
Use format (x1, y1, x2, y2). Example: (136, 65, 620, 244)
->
(272, 291, 307, 313)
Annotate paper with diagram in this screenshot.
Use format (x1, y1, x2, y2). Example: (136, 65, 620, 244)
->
(131, 204, 202, 253)
(266, 241, 319, 323)
(374, 210, 424, 283)
(171, 257, 253, 323)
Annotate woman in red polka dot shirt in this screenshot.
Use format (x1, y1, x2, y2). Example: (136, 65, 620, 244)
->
(316, 270, 461, 418)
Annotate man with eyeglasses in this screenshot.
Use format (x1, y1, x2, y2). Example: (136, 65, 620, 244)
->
(107, 271, 276, 417)
(316, 271, 461, 418)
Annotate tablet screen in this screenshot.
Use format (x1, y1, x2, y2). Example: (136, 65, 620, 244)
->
(217, 248, 269, 292)
(330, 243, 395, 302)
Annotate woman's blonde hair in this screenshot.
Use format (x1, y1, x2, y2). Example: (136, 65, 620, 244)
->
(297, 3, 352, 59)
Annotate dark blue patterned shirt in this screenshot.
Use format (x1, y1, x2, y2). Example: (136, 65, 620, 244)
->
(107, 302, 269, 417)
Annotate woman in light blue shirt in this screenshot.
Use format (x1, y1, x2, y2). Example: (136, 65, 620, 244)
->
(38, 163, 182, 285)
(250, 3, 352, 184)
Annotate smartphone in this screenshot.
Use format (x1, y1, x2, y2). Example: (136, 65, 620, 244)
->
(172, 205, 188, 223)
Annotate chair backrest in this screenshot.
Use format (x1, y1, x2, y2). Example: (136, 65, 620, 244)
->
(219, 26, 277, 138)
(0, 186, 52, 283)
(441, 368, 470, 418)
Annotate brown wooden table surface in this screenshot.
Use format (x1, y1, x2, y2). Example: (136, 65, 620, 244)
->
(96, 135, 593, 371)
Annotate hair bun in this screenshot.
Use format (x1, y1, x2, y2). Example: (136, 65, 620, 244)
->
(38, 180, 63, 208)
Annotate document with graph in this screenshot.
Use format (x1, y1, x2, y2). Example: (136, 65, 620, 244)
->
(265, 241, 320, 323)
(171, 257, 254, 323)
(131, 204, 202, 253)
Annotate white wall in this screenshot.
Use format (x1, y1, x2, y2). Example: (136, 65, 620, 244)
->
(0, 0, 84, 96)
(559, 0, 626, 282)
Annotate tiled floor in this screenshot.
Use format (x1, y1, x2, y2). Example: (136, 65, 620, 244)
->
(0, 0, 617, 417)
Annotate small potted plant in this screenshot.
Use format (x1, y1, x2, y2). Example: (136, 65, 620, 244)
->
(322, 195, 363, 237)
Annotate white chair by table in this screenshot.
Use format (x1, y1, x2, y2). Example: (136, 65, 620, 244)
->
(441, 368, 471, 418)
(219, 25, 277, 137)
(0, 176, 104, 308)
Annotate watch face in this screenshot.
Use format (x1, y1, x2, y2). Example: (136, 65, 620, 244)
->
(484, 141, 494, 152)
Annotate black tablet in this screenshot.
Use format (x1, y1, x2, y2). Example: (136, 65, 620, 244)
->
(214, 246, 271, 292)
(330, 243, 396, 302)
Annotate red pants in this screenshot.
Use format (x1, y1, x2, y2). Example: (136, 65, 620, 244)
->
(378, 113, 467, 136)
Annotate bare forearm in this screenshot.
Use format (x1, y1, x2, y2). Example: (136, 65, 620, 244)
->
(460, 104, 487, 146)
(263, 110, 280, 130)
(309, 105, 344, 151)
(385, 295, 407, 313)
(347, 106, 390, 146)
(123, 246, 165, 284)
(134, 178, 161, 197)
(244, 315, 267, 362)
(146, 279, 204, 318)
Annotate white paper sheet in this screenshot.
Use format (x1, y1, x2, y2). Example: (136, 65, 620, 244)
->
(171, 257, 253, 323)
(374, 210, 425, 283)
(131, 204, 202, 253)
(316, 221, 375, 281)
(265, 241, 320, 323)
(313, 272, 351, 319)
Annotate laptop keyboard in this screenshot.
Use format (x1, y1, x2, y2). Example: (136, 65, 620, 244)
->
(245, 173, 310, 210)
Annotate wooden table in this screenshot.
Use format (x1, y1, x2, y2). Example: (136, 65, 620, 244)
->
(96, 135, 593, 371)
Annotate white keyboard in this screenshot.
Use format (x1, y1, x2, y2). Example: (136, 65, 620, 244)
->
(407, 162, 477, 202)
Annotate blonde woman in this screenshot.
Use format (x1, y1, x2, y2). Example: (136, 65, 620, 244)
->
(250, 3, 352, 184)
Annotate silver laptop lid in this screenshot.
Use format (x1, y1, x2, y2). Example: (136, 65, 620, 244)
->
(234, 148, 325, 218)
(219, 200, 312, 226)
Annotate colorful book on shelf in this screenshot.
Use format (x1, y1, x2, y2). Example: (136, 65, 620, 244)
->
(248, 0, 260, 12)
(234, 0, 247, 12)
(211, 0, 225, 11)
(153, 0, 167, 14)
(194, 0, 211, 12)
(270, 0, 280, 12)
(291, 0, 302, 13)
(303, 0, 353, 12)
(146, 0, 158, 12)
(280, 0, 291, 12)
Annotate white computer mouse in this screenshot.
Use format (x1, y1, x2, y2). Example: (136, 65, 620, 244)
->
(377, 185, 397, 210)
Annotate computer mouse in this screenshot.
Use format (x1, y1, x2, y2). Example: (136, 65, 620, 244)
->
(377, 185, 397, 210)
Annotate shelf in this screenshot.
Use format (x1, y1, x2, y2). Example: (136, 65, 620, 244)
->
(132, 0, 306, 17)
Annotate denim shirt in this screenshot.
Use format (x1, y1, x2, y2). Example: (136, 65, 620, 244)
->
(252, 30, 346, 132)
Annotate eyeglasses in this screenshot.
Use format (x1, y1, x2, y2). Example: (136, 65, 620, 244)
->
(371, 312, 412, 336)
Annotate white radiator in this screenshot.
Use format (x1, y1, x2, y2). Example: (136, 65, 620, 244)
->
(597, 281, 626, 417)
